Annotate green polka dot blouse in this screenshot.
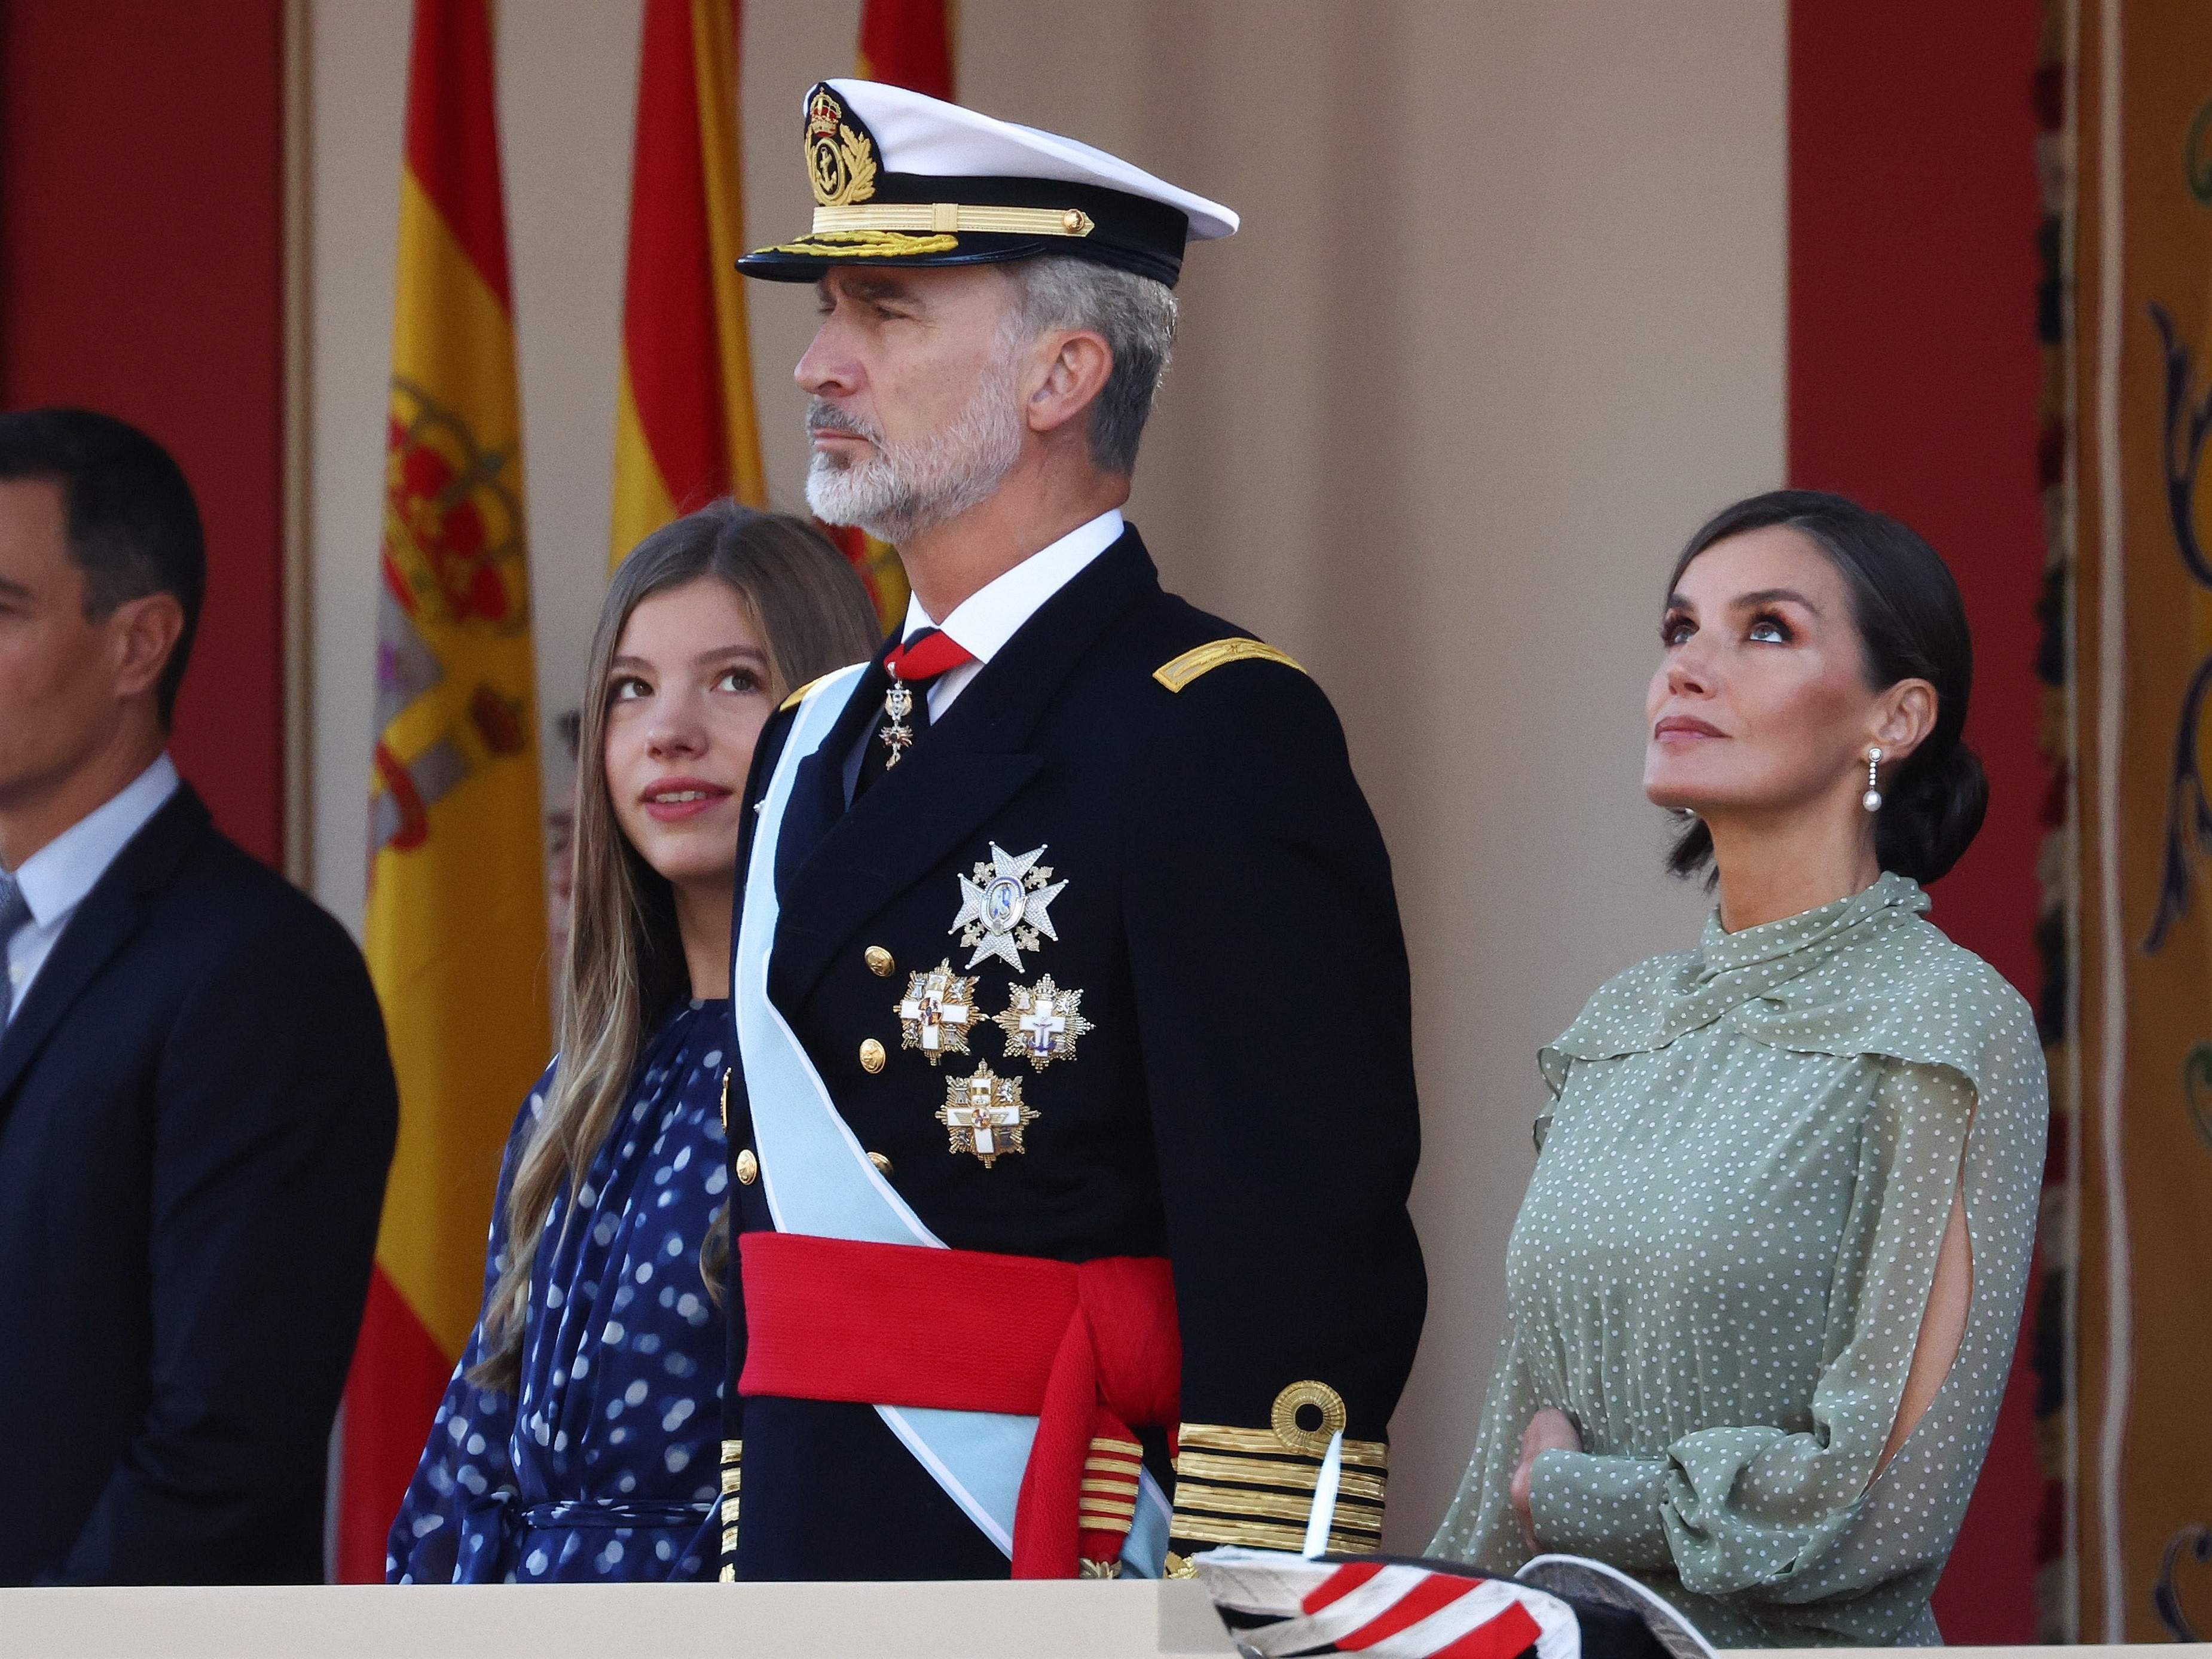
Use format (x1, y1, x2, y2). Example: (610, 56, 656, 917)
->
(1428, 873, 2048, 1648)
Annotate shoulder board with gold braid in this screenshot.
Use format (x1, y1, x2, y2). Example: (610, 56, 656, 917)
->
(778, 671, 843, 713)
(1153, 637, 1306, 692)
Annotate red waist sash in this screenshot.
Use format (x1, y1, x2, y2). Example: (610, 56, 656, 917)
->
(738, 1230, 1180, 1578)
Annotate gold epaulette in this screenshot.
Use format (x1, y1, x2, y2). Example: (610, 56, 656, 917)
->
(1168, 1382, 1386, 1558)
(778, 672, 839, 713)
(1153, 637, 1307, 692)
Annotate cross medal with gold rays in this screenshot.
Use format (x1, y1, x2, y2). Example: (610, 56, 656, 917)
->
(950, 843, 1067, 971)
(996, 976, 1091, 1070)
(938, 1064, 1037, 1168)
(895, 960, 980, 1064)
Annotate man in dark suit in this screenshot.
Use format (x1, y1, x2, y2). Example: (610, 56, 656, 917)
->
(716, 83, 1425, 1581)
(0, 409, 397, 1584)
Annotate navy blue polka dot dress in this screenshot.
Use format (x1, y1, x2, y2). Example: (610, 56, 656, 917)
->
(386, 999, 732, 1583)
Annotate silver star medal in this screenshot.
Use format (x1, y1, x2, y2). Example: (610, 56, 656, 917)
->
(950, 842, 1067, 971)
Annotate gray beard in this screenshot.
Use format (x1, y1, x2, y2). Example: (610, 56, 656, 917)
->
(803, 358, 1025, 545)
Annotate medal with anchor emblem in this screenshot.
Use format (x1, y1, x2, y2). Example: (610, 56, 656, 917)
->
(995, 975, 1091, 1070)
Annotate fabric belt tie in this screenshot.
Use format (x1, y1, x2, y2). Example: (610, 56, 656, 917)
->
(738, 1230, 1180, 1578)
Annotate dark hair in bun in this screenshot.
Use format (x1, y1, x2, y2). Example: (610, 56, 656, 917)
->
(1663, 488, 1988, 885)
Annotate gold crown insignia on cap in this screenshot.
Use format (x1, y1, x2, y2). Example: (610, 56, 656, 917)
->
(805, 85, 879, 209)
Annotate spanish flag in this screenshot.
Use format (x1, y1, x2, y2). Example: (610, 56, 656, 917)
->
(816, 0, 957, 632)
(609, 0, 765, 570)
(338, 0, 550, 1581)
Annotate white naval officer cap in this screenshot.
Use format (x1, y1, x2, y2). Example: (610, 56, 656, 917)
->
(738, 79, 1238, 290)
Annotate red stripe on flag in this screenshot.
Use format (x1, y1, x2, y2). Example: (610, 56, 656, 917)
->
(1335, 1571, 1474, 1649)
(335, 1265, 458, 1582)
(621, 0, 727, 514)
(1302, 1557, 1388, 1614)
(1430, 1602, 1542, 1659)
(402, 0, 512, 309)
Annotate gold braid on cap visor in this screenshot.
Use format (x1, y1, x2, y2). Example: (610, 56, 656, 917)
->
(810, 203, 1096, 237)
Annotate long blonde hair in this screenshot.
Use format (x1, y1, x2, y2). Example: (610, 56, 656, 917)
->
(470, 502, 881, 1391)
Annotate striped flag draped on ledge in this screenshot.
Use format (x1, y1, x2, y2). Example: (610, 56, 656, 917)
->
(339, 0, 551, 1582)
(815, 0, 957, 633)
(609, 0, 765, 571)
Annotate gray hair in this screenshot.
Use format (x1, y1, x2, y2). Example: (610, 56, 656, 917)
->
(1002, 256, 1178, 476)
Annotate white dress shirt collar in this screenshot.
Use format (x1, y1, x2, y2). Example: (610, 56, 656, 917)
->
(11, 752, 182, 927)
(899, 507, 1125, 659)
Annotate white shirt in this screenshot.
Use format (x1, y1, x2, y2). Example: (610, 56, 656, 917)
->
(1, 753, 181, 1026)
(902, 507, 1126, 717)
(843, 510, 1126, 799)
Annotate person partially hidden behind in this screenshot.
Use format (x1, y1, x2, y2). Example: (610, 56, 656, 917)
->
(387, 505, 879, 1582)
(0, 409, 398, 1584)
(1429, 491, 2048, 1645)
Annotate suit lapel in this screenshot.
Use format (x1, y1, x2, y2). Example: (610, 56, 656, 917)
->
(0, 786, 207, 1107)
(770, 530, 1159, 1005)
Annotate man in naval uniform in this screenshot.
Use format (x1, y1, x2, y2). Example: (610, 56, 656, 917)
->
(718, 79, 1426, 1582)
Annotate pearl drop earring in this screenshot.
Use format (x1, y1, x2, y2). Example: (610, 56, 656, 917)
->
(1862, 747, 1883, 812)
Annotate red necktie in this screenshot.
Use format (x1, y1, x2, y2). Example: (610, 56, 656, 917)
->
(882, 626, 974, 683)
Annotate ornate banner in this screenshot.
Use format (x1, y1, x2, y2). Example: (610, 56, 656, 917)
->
(2075, 0, 2212, 1637)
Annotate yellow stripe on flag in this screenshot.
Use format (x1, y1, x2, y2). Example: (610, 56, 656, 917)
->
(692, 0, 764, 509)
(610, 360, 679, 570)
(369, 164, 550, 1361)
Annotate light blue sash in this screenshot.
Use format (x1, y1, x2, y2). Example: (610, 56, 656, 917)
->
(732, 667, 1168, 1572)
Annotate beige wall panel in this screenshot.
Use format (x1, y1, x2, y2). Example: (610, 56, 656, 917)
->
(309, 0, 1784, 1554)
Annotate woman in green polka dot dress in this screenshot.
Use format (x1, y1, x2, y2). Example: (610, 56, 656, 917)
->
(1430, 491, 2048, 1646)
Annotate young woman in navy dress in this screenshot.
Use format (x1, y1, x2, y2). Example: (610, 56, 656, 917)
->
(389, 505, 880, 1583)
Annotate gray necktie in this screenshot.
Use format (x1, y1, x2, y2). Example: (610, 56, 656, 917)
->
(0, 871, 28, 1029)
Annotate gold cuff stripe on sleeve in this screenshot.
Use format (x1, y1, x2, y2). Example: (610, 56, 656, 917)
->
(1172, 1480, 1383, 1531)
(812, 203, 1095, 239)
(1177, 1422, 1387, 1468)
(1080, 1499, 1138, 1524)
(1172, 1450, 1386, 1503)
(1089, 1435, 1143, 1457)
(1086, 1458, 1143, 1480)
(1153, 639, 1309, 692)
(1171, 1513, 1380, 1554)
(1083, 1480, 1140, 1502)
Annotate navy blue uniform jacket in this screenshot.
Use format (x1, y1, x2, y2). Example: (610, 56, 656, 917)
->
(721, 530, 1426, 1578)
(0, 786, 397, 1584)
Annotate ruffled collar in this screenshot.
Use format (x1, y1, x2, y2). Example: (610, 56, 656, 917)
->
(1694, 870, 1929, 979)
(1540, 872, 1935, 1090)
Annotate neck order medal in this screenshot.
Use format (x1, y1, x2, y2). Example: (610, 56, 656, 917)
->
(879, 675, 916, 769)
